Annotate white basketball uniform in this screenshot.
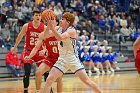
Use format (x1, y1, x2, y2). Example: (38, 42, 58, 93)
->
(53, 26, 85, 73)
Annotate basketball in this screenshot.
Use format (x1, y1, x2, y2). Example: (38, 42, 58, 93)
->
(41, 10, 56, 22)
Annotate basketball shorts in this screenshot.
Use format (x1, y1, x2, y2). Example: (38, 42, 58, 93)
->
(23, 50, 45, 66)
(53, 55, 85, 74)
(43, 57, 58, 68)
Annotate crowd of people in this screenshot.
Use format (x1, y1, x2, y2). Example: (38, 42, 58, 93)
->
(0, 0, 140, 93)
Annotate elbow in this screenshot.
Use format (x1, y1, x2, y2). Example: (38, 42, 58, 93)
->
(56, 37, 63, 41)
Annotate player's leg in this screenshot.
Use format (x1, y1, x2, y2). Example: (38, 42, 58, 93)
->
(43, 71, 54, 93)
(135, 51, 140, 75)
(23, 63, 31, 93)
(75, 69, 102, 93)
(35, 63, 50, 93)
(43, 67, 63, 93)
(56, 76, 62, 93)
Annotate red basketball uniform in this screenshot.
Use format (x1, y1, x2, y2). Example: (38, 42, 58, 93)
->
(23, 22, 45, 66)
(43, 37, 59, 68)
(135, 48, 140, 74)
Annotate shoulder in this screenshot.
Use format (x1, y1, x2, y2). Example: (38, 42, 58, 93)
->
(67, 27, 77, 38)
(22, 23, 29, 29)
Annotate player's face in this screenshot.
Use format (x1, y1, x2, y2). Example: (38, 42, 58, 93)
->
(33, 13, 41, 22)
(59, 18, 68, 27)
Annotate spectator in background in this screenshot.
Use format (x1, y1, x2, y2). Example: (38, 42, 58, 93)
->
(1, 23, 12, 50)
(98, 15, 108, 33)
(75, 0, 83, 14)
(80, 46, 96, 76)
(1, 2, 8, 15)
(120, 25, 131, 41)
(20, 2, 28, 16)
(6, 6, 18, 27)
(87, 19, 94, 34)
(79, 20, 88, 35)
(0, 35, 5, 48)
(120, 15, 128, 28)
(132, 27, 140, 41)
(54, 2, 63, 20)
(129, 22, 136, 39)
(5, 48, 22, 77)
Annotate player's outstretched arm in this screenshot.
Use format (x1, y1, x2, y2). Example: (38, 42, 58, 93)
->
(48, 20, 76, 40)
(11, 23, 28, 53)
(25, 32, 44, 60)
(133, 37, 140, 58)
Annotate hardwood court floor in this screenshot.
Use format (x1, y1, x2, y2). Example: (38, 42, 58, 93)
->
(0, 71, 140, 93)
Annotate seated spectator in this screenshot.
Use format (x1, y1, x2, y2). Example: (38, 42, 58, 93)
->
(120, 15, 128, 28)
(128, 22, 136, 38)
(0, 35, 5, 48)
(100, 46, 114, 74)
(5, 48, 22, 77)
(106, 47, 120, 70)
(90, 45, 105, 75)
(1, 23, 13, 50)
(98, 15, 108, 33)
(6, 6, 18, 27)
(80, 46, 98, 76)
(120, 25, 131, 41)
(132, 27, 140, 41)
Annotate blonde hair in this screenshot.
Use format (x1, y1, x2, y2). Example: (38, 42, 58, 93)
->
(62, 12, 75, 26)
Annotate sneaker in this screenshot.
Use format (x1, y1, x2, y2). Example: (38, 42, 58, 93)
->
(96, 70, 100, 75)
(116, 67, 120, 70)
(110, 68, 114, 72)
(94, 67, 99, 71)
(88, 70, 92, 76)
(106, 70, 111, 74)
(102, 70, 105, 75)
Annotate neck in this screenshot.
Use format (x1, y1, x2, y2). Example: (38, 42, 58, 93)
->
(32, 20, 40, 28)
(62, 25, 69, 32)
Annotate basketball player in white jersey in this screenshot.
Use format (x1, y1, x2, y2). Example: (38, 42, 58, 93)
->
(43, 12, 102, 93)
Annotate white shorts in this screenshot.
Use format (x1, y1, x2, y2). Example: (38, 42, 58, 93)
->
(53, 55, 85, 73)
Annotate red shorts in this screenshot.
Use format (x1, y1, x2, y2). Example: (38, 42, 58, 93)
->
(43, 57, 58, 68)
(135, 51, 140, 74)
(23, 50, 45, 67)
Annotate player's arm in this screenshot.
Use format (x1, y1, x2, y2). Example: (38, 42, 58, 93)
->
(133, 37, 140, 58)
(25, 32, 44, 59)
(43, 25, 54, 38)
(52, 27, 76, 41)
(11, 23, 28, 52)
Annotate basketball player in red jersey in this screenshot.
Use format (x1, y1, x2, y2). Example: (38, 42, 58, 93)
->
(24, 18, 62, 93)
(11, 10, 46, 93)
(133, 36, 140, 75)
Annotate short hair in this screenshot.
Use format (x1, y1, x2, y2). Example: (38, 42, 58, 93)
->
(62, 12, 75, 26)
(32, 9, 41, 15)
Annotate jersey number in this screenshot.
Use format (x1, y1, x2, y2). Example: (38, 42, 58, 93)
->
(52, 46, 58, 53)
(30, 37, 38, 45)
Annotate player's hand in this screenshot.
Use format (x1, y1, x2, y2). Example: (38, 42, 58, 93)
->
(24, 56, 30, 60)
(47, 20, 57, 31)
(39, 49, 46, 56)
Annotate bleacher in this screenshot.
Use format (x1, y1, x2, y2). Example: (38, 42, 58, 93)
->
(0, 0, 138, 78)
(0, 26, 136, 78)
